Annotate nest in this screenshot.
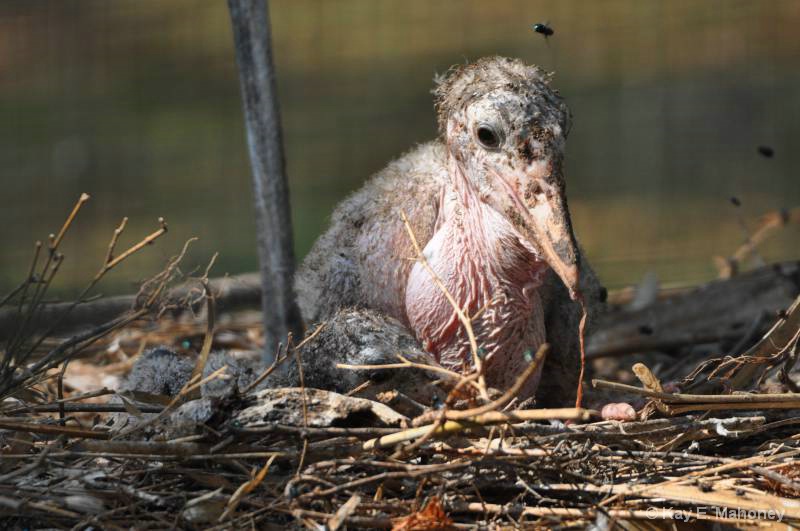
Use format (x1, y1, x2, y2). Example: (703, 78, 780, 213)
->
(1, 197, 799, 529)
(0, 295, 797, 530)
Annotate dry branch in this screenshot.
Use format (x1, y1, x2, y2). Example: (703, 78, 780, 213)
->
(0, 273, 261, 339)
(7, 261, 796, 364)
(716, 206, 800, 278)
(588, 260, 800, 358)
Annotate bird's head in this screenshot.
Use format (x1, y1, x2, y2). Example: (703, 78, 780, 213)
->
(434, 57, 580, 298)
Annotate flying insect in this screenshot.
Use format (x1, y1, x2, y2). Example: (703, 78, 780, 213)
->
(532, 22, 554, 38)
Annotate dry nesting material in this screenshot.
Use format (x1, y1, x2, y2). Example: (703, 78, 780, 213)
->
(0, 294, 799, 530)
(1, 199, 799, 529)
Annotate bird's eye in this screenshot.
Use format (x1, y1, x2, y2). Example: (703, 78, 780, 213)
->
(475, 124, 502, 150)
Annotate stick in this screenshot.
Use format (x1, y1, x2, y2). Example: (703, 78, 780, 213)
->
(0, 272, 263, 339)
(411, 344, 549, 426)
(362, 408, 591, 450)
(400, 211, 489, 400)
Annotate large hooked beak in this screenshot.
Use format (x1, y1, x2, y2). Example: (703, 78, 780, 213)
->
(494, 164, 580, 299)
(524, 183, 580, 299)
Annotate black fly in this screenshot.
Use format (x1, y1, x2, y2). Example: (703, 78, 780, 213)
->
(532, 22, 554, 39)
(757, 145, 774, 158)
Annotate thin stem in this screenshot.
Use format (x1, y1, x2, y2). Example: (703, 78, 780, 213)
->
(400, 211, 488, 400)
(51, 193, 90, 251)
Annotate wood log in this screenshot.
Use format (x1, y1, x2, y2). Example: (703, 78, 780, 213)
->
(0, 273, 261, 340)
(587, 261, 800, 358)
(2, 263, 798, 361)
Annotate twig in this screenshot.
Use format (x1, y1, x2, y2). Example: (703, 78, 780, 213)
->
(362, 408, 591, 450)
(413, 344, 548, 425)
(717, 206, 800, 278)
(0, 436, 60, 483)
(241, 349, 288, 396)
(593, 378, 800, 405)
(337, 352, 475, 391)
(327, 494, 361, 531)
(574, 297, 589, 409)
(2, 403, 163, 414)
(100, 218, 168, 275)
(298, 460, 471, 501)
(51, 193, 90, 250)
(17, 217, 170, 373)
(0, 243, 39, 309)
(292, 332, 311, 476)
(0, 420, 110, 439)
(219, 454, 276, 521)
(188, 278, 217, 387)
(103, 217, 128, 266)
(400, 211, 488, 400)
(112, 365, 228, 440)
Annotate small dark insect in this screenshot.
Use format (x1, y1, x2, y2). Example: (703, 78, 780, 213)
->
(638, 325, 654, 336)
(532, 22, 554, 38)
(758, 145, 775, 158)
(729, 196, 741, 207)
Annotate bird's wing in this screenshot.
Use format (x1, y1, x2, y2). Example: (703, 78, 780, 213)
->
(536, 248, 606, 407)
(295, 141, 447, 325)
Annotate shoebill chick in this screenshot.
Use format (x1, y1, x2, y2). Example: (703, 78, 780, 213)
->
(296, 57, 604, 405)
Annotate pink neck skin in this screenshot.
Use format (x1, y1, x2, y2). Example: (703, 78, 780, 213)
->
(405, 155, 550, 395)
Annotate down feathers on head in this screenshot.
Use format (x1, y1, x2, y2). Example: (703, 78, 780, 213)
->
(433, 56, 565, 135)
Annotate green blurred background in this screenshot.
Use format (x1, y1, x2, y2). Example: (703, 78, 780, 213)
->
(1, 0, 799, 298)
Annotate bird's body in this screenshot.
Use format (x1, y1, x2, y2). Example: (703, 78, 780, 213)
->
(298, 142, 551, 395)
(296, 57, 603, 404)
(405, 165, 550, 392)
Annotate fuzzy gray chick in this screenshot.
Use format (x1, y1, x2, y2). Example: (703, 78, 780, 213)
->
(296, 57, 603, 404)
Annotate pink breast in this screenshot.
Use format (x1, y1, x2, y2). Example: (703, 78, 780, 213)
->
(404, 202, 549, 397)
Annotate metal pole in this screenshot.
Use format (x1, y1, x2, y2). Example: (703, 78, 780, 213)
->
(227, 0, 303, 364)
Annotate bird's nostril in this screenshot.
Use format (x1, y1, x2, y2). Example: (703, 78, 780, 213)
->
(524, 181, 544, 202)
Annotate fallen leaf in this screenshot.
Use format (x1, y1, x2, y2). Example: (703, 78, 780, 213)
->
(392, 496, 454, 531)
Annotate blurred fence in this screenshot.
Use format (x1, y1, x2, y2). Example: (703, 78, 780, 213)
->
(0, 0, 799, 295)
